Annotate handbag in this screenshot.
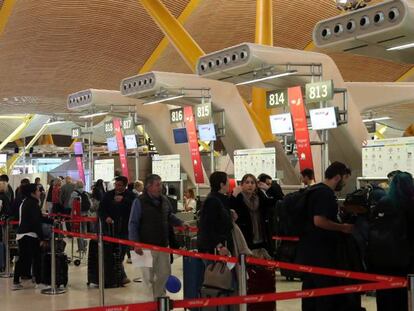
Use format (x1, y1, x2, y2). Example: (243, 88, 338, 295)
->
(203, 261, 233, 291)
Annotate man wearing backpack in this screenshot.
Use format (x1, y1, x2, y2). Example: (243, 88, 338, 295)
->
(295, 162, 355, 311)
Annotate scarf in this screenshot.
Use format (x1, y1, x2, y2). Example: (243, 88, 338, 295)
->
(241, 192, 262, 243)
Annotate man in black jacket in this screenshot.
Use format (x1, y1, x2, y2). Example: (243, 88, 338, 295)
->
(99, 175, 135, 285)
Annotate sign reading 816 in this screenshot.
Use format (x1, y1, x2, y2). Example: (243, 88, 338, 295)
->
(170, 108, 183, 124)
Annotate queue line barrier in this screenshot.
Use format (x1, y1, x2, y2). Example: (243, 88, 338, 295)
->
(54, 228, 406, 284)
(4, 215, 412, 310)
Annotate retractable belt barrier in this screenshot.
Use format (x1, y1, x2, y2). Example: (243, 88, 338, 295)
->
(0, 220, 19, 225)
(48, 217, 409, 311)
(272, 236, 300, 241)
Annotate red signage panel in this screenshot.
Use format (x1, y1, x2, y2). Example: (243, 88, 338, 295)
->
(288, 86, 314, 171)
(75, 157, 86, 185)
(113, 118, 129, 179)
(184, 106, 205, 184)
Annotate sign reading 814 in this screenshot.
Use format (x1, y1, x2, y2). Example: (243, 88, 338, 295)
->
(266, 89, 287, 109)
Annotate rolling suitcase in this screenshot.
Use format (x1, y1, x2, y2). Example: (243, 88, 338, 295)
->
(183, 257, 204, 310)
(247, 266, 276, 311)
(199, 286, 233, 311)
(276, 241, 302, 281)
(87, 240, 123, 288)
(41, 252, 69, 287)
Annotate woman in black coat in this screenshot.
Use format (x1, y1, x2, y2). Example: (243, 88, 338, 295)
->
(12, 183, 45, 290)
(231, 174, 274, 253)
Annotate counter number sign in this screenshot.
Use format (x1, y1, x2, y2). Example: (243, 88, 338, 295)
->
(104, 121, 114, 137)
(305, 80, 334, 104)
(195, 101, 212, 124)
(266, 89, 287, 109)
(71, 127, 81, 139)
(170, 108, 184, 124)
(122, 117, 135, 135)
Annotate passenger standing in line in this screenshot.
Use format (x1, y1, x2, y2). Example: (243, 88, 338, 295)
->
(0, 181, 11, 242)
(0, 174, 14, 203)
(197, 171, 234, 255)
(184, 188, 197, 213)
(35, 177, 46, 209)
(300, 168, 316, 187)
(51, 178, 63, 214)
(368, 171, 414, 311)
(100, 175, 135, 285)
(12, 184, 45, 290)
(129, 174, 184, 299)
(59, 176, 75, 217)
(295, 161, 354, 311)
(45, 179, 55, 213)
(257, 173, 284, 201)
(231, 174, 273, 253)
(9, 178, 30, 220)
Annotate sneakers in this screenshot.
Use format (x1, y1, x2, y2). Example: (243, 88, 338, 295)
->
(126, 258, 132, 264)
(34, 283, 48, 290)
(12, 283, 24, 291)
(121, 278, 131, 285)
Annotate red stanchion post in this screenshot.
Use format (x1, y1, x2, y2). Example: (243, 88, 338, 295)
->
(0, 219, 13, 278)
(239, 254, 247, 311)
(409, 274, 414, 311)
(157, 296, 171, 311)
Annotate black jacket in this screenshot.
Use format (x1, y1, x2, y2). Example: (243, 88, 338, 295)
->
(230, 191, 274, 252)
(197, 191, 234, 254)
(16, 196, 44, 240)
(99, 189, 135, 237)
(0, 192, 11, 217)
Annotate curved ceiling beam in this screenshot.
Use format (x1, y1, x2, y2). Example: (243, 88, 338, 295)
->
(138, 0, 202, 74)
(0, 114, 34, 151)
(0, 0, 16, 36)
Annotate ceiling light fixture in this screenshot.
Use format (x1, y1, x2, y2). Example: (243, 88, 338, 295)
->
(47, 120, 66, 126)
(79, 112, 109, 119)
(386, 42, 414, 51)
(235, 70, 298, 86)
(362, 116, 391, 122)
(143, 95, 185, 106)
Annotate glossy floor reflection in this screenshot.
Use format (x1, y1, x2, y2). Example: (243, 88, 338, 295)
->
(0, 253, 377, 311)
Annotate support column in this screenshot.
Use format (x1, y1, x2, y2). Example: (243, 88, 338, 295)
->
(252, 0, 274, 144)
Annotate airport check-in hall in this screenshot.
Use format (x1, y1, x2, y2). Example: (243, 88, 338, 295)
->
(0, 0, 414, 310)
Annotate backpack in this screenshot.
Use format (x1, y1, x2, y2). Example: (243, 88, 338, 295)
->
(367, 202, 410, 270)
(275, 184, 323, 237)
(75, 190, 91, 212)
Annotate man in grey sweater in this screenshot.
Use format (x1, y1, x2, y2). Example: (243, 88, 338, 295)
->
(128, 174, 184, 300)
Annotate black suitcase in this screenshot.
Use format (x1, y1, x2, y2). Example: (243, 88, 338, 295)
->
(276, 241, 302, 281)
(41, 252, 69, 287)
(87, 240, 123, 288)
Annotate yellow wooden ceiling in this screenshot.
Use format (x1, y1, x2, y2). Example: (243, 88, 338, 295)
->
(0, 0, 412, 116)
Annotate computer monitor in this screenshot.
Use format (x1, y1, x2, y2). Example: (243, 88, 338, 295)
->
(106, 136, 118, 152)
(74, 142, 84, 156)
(198, 123, 216, 141)
(309, 107, 338, 130)
(173, 128, 188, 144)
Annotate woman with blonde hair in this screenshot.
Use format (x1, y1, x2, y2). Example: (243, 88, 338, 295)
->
(184, 188, 197, 213)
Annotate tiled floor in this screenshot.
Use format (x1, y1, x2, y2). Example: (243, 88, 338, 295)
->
(0, 248, 378, 311)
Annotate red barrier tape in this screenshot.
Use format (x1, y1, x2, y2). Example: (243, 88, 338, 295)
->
(245, 257, 406, 283)
(272, 236, 300, 241)
(63, 301, 157, 311)
(173, 280, 406, 309)
(54, 228, 406, 284)
(63, 280, 406, 311)
(65, 217, 98, 223)
(0, 220, 19, 225)
(53, 229, 98, 241)
(174, 225, 198, 233)
(48, 213, 72, 219)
